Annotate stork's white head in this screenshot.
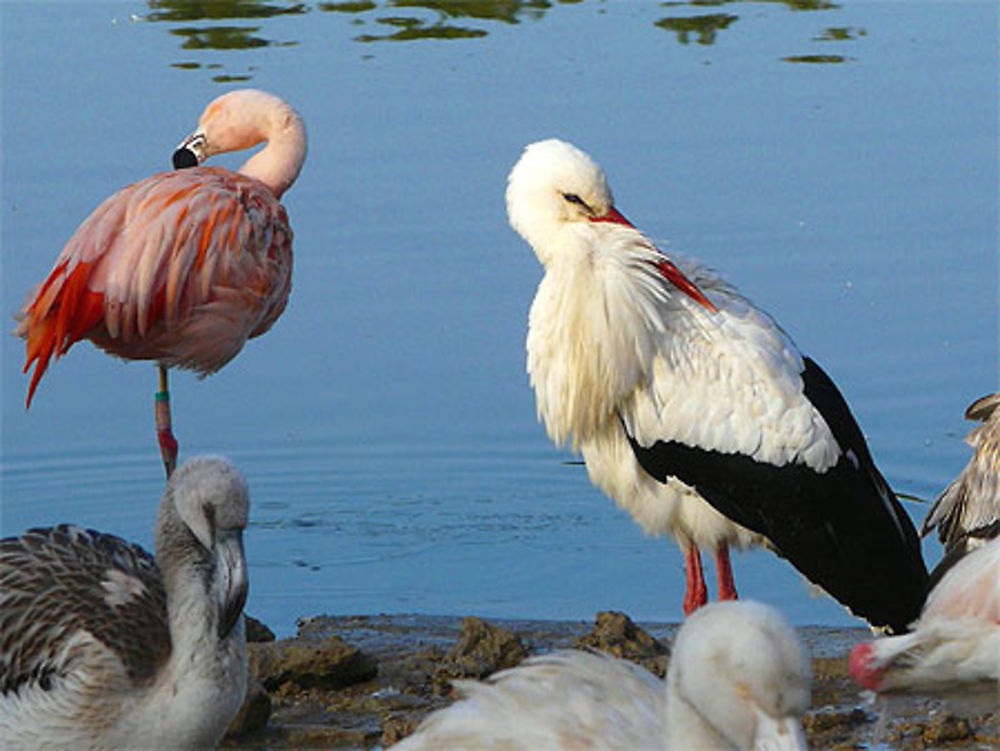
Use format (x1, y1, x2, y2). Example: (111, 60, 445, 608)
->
(506, 139, 630, 266)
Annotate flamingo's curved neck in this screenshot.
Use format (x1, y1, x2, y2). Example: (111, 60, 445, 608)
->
(238, 115, 307, 199)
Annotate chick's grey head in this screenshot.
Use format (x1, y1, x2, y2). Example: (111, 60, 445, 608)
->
(159, 456, 250, 639)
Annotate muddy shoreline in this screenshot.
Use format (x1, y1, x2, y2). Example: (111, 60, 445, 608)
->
(222, 612, 999, 750)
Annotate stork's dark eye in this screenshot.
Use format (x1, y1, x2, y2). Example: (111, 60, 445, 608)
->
(562, 192, 588, 209)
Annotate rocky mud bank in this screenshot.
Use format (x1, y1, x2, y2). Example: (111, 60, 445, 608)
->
(221, 612, 998, 750)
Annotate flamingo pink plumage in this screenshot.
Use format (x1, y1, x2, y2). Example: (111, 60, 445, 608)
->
(16, 89, 306, 476)
(849, 401, 1000, 691)
(849, 535, 1000, 692)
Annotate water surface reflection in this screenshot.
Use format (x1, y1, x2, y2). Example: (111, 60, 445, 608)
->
(144, 0, 309, 21)
(143, 0, 860, 72)
(661, 0, 839, 9)
(654, 13, 737, 45)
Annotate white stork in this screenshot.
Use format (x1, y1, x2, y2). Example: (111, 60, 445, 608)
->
(506, 138, 928, 633)
(0, 456, 249, 748)
(393, 600, 811, 751)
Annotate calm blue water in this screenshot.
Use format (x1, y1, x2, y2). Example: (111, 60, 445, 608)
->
(2, 1, 996, 637)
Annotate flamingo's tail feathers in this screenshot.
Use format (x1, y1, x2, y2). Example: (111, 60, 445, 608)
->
(23, 334, 53, 409)
(18, 260, 104, 409)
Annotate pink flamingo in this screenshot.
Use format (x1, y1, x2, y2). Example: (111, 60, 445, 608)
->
(16, 89, 307, 476)
(850, 399, 1000, 692)
(849, 535, 1000, 692)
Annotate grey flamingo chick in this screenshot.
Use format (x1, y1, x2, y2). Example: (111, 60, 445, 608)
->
(0, 456, 250, 749)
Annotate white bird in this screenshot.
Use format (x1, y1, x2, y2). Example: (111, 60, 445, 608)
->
(0, 456, 250, 749)
(922, 392, 1000, 586)
(507, 138, 928, 632)
(849, 535, 1000, 692)
(393, 600, 811, 751)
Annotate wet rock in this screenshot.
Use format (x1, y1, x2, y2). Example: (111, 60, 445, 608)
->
(216, 612, 997, 750)
(224, 674, 271, 739)
(922, 711, 974, 744)
(432, 616, 529, 692)
(269, 725, 382, 748)
(803, 706, 869, 733)
(574, 611, 669, 678)
(381, 713, 420, 747)
(250, 633, 378, 692)
(809, 655, 859, 708)
(245, 614, 276, 643)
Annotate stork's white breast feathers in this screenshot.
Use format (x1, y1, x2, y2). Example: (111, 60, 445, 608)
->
(624, 275, 842, 472)
(528, 233, 842, 472)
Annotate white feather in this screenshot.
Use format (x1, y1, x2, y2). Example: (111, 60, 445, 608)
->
(511, 139, 840, 548)
(394, 601, 811, 751)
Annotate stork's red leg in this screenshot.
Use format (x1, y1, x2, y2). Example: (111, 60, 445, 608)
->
(714, 542, 739, 601)
(155, 366, 178, 478)
(682, 544, 709, 615)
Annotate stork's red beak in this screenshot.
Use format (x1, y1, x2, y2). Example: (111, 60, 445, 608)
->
(589, 206, 633, 227)
(656, 258, 717, 312)
(590, 206, 717, 313)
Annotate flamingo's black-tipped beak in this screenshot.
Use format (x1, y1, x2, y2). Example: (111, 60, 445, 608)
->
(172, 130, 207, 170)
(172, 147, 199, 169)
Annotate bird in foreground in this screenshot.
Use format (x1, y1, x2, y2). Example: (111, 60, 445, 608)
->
(393, 600, 811, 751)
(0, 456, 250, 749)
(921, 392, 1000, 587)
(849, 535, 1000, 692)
(507, 138, 927, 633)
(16, 89, 307, 477)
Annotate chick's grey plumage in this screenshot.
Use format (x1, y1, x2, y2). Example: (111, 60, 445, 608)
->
(0, 456, 250, 749)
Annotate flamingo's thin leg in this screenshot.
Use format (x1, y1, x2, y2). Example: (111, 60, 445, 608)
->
(155, 365, 178, 478)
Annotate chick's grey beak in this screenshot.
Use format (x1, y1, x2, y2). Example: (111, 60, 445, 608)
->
(173, 130, 207, 170)
(216, 528, 248, 639)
